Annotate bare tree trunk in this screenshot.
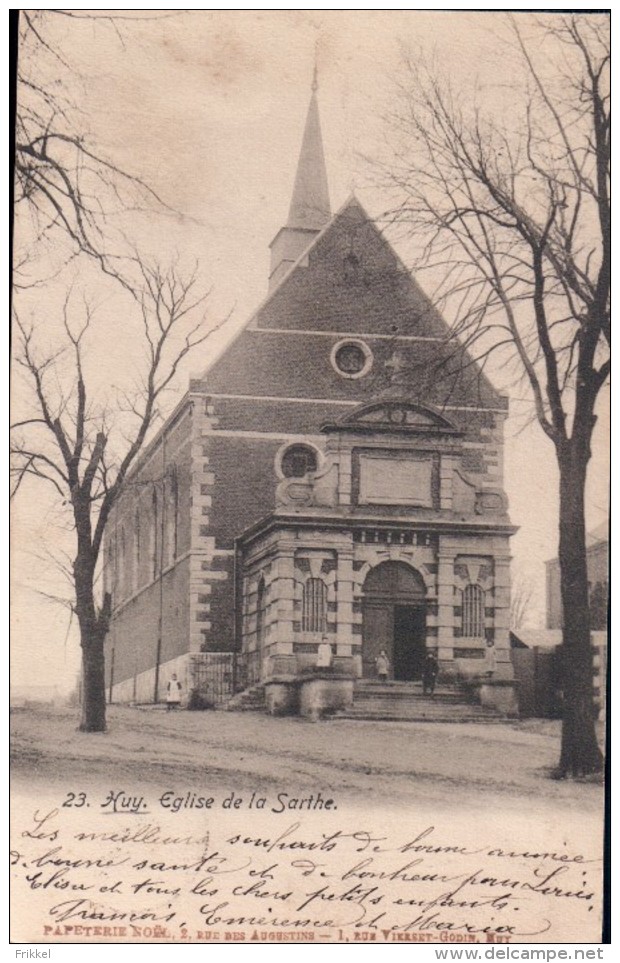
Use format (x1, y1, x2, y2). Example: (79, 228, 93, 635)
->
(80, 629, 107, 732)
(74, 549, 107, 732)
(557, 443, 603, 776)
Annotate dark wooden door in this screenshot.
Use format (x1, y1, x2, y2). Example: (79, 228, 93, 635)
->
(393, 605, 426, 681)
(362, 601, 393, 678)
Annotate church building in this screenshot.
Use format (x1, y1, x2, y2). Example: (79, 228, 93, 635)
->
(103, 78, 516, 716)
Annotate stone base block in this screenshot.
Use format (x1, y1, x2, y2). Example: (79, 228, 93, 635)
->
(264, 680, 299, 716)
(453, 658, 488, 681)
(269, 655, 297, 676)
(299, 675, 354, 721)
(477, 679, 519, 717)
(493, 661, 515, 682)
(332, 656, 356, 676)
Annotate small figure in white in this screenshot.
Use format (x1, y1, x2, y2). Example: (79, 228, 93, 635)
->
(375, 649, 390, 682)
(166, 673, 182, 711)
(316, 635, 333, 669)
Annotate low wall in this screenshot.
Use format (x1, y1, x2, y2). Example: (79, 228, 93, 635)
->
(263, 672, 355, 720)
(109, 652, 191, 706)
(299, 675, 354, 721)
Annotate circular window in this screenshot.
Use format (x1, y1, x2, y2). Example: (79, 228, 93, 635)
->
(280, 444, 318, 478)
(330, 339, 373, 380)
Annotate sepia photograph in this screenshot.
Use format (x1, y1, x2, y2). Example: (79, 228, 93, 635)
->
(10, 8, 610, 947)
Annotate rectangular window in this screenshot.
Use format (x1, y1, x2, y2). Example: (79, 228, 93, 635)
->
(302, 578, 328, 633)
(462, 584, 485, 637)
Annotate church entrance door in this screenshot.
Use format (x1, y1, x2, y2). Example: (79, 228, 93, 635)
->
(361, 561, 427, 681)
(393, 604, 426, 681)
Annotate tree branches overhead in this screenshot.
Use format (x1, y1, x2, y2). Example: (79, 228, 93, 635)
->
(11, 263, 222, 560)
(380, 14, 609, 445)
(14, 11, 168, 282)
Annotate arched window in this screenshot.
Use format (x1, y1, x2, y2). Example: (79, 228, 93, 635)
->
(105, 536, 116, 599)
(280, 444, 318, 478)
(118, 528, 126, 597)
(462, 584, 485, 637)
(363, 561, 426, 601)
(256, 577, 266, 647)
(302, 577, 328, 633)
(134, 508, 141, 587)
(166, 469, 179, 565)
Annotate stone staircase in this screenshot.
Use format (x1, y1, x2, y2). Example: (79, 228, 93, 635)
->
(335, 680, 503, 723)
(224, 683, 266, 712)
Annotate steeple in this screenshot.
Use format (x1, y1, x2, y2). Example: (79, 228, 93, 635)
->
(268, 68, 332, 290)
(287, 64, 331, 230)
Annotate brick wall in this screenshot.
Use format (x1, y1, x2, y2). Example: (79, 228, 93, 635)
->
(103, 402, 194, 690)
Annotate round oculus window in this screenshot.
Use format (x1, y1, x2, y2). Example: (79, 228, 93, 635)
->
(280, 444, 318, 478)
(331, 339, 373, 379)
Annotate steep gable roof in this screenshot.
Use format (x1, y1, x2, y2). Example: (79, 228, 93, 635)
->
(202, 196, 507, 411)
(255, 195, 450, 339)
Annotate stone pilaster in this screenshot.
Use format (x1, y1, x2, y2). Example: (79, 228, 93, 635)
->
(492, 553, 513, 680)
(268, 545, 296, 655)
(336, 548, 355, 657)
(439, 455, 455, 511)
(337, 449, 352, 507)
(436, 545, 456, 662)
(188, 392, 226, 653)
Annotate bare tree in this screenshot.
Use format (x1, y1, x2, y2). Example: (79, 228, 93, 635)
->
(13, 10, 168, 286)
(510, 575, 536, 633)
(379, 14, 609, 775)
(11, 11, 222, 732)
(11, 262, 221, 731)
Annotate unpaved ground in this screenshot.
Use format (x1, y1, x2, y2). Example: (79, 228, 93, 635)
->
(10, 704, 603, 814)
(11, 705, 606, 945)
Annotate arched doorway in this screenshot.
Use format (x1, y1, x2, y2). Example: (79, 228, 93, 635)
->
(362, 561, 427, 681)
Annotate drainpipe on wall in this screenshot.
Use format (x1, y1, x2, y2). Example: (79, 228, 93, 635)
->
(232, 536, 243, 692)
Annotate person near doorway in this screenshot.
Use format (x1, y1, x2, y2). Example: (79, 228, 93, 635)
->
(166, 673, 182, 710)
(316, 635, 333, 670)
(422, 651, 439, 695)
(375, 649, 390, 682)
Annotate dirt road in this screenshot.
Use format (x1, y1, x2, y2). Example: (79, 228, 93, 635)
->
(10, 704, 603, 814)
(10, 706, 606, 944)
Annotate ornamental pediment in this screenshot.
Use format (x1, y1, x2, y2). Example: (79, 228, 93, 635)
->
(322, 401, 460, 435)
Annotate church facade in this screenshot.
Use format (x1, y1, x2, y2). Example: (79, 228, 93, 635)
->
(103, 82, 516, 712)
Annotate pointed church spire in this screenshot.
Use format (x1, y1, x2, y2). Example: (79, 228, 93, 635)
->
(268, 67, 332, 290)
(287, 67, 331, 230)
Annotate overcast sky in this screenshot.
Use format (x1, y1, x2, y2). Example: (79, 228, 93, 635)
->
(11, 9, 609, 693)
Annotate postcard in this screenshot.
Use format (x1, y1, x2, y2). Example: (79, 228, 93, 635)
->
(10, 9, 609, 945)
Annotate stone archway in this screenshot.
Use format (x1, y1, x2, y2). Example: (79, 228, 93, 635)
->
(362, 561, 427, 681)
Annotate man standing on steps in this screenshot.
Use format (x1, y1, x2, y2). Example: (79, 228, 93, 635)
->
(422, 651, 439, 696)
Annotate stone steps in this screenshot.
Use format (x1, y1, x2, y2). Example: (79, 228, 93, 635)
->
(335, 680, 503, 723)
(224, 684, 265, 712)
(336, 705, 501, 723)
(354, 683, 474, 704)
(223, 679, 503, 723)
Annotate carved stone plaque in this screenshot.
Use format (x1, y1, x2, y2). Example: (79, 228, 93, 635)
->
(358, 454, 433, 506)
